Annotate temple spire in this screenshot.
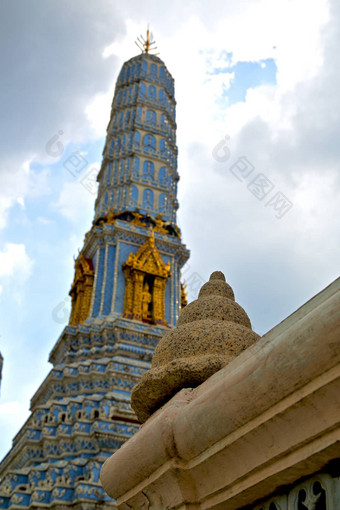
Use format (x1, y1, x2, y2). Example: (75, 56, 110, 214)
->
(135, 28, 158, 54)
(0, 45, 189, 510)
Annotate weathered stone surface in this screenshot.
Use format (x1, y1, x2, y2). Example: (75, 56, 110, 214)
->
(131, 271, 259, 422)
(177, 298, 251, 327)
(196, 270, 235, 300)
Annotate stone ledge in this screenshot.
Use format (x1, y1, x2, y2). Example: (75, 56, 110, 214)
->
(100, 278, 340, 509)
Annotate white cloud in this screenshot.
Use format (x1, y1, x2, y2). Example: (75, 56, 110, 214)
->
(0, 401, 30, 457)
(17, 197, 25, 209)
(0, 197, 15, 230)
(54, 176, 98, 224)
(85, 87, 114, 138)
(0, 401, 29, 423)
(0, 243, 34, 305)
(0, 243, 33, 281)
(37, 216, 53, 225)
(0, 160, 50, 230)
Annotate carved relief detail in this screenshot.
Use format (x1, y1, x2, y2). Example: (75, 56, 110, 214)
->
(123, 233, 171, 325)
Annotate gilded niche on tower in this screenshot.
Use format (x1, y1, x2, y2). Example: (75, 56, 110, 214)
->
(122, 233, 171, 325)
(69, 253, 94, 326)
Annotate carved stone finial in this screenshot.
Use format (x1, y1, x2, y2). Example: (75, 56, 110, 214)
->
(131, 271, 260, 422)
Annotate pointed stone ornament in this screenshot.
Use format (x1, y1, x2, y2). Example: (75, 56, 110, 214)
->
(131, 271, 260, 422)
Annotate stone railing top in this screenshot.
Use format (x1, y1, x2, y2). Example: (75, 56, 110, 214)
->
(100, 277, 340, 510)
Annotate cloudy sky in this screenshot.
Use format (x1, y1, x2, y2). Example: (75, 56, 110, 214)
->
(0, 0, 339, 459)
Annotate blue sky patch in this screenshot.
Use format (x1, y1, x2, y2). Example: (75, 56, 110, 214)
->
(208, 52, 277, 106)
(227, 59, 277, 104)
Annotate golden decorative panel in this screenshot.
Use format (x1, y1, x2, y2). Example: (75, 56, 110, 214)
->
(123, 233, 171, 325)
(94, 210, 181, 238)
(69, 253, 94, 326)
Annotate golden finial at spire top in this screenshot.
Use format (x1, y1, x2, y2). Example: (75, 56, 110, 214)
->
(135, 27, 159, 55)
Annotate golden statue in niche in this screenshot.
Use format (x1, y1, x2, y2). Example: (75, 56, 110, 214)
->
(122, 232, 171, 325)
(69, 253, 94, 326)
(142, 283, 152, 320)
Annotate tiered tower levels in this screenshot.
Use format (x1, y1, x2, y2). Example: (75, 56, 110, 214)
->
(95, 53, 179, 224)
(0, 49, 189, 509)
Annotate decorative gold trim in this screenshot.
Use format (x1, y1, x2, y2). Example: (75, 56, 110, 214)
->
(69, 253, 94, 326)
(94, 210, 181, 239)
(135, 28, 158, 55)
(122, 233, 171, 325)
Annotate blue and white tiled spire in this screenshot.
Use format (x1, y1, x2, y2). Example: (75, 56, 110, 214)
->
(0, 41, 189, 510)
(95, 53, 179, 224)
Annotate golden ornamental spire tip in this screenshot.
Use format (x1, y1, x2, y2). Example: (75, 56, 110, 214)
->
(135, 27, 159, 55)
